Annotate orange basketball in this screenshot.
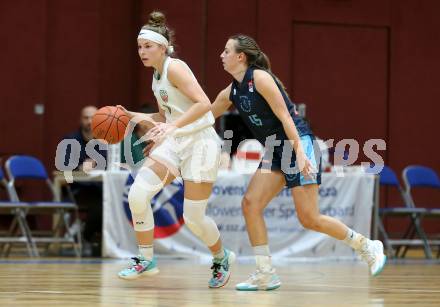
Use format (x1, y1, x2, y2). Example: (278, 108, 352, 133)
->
(91, 106, 130, 144)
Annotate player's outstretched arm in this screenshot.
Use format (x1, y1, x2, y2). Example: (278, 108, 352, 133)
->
(211, 84, 233, 119)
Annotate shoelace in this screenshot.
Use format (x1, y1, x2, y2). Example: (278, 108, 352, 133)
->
(127, 256, 145, 269)
(245, 270, 262, 283)
(358, 247, 375, 267)
(211, 263, 222, 277)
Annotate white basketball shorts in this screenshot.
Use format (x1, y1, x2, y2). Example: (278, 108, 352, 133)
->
(149, 126, 221, 183)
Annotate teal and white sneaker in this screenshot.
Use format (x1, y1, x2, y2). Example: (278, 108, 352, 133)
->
(118, 256, 159, 280)
(208, 249, 236, 288)
(358, 239, 387, 276)
(236, 268, 281, 291)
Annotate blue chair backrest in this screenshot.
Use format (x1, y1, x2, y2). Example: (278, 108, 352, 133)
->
(403, 165, 440, 189)
(366, 165, 400, 186)
(378, 165, 400, 186)
(0, 168, 4, 181)
(7, 155, 48, 180)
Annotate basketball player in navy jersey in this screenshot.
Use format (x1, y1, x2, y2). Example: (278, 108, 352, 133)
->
(211, 34, 386, 291)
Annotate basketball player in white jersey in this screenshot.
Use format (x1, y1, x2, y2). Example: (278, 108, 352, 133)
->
(117, 11, 235, 288)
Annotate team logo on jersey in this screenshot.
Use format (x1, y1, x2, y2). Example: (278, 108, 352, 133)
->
(248, 80, 254, 92)
(159, 89, 169, 103)
(239, 96, 252, 113)
(123, 174, 185, 238)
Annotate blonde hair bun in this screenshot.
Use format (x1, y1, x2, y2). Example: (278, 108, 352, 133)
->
(148, 11, 166, 27)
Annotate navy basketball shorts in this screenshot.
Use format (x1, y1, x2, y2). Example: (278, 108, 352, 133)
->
(258, 134, 322, 188)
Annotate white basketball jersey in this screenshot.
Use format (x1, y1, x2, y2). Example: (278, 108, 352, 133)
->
(152, 56, 215, 136)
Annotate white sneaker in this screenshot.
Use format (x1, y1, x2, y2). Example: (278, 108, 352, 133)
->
(358, 239, 387, 276)
(236, 268, 281, 291)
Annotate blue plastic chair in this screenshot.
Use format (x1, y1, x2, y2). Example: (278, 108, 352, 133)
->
(403, 165, 440, 190)
(5, 155, 82, 257)
(403, 165, 440, 257)
(377, 165, 400, 186)
(379, 166, 426, 212)
(373, 165, 432, 258)
(0, 167, 35, 256)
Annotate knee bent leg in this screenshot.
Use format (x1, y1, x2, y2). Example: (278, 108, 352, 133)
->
(241, 195, 263, 216)
(298, 214, 320, 231)
(128, 167, 164, 231)
(183, 198, 220, 246)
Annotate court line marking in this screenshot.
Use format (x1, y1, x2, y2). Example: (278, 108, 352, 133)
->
(0, 259, 120, 264)
(303, 283, 440, 293)
(23, 291, 65, 294)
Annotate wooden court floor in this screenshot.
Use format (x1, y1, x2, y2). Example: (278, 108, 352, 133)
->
(0, 258, 439, 306)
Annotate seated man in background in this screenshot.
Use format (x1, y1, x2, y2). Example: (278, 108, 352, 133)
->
(62, 105, 107, 256)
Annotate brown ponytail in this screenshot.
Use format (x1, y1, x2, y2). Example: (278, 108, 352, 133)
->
(230, 34, 288, 94)
(255, 51, 271, 71)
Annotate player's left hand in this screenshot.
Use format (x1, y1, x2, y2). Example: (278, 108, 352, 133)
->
(147, 122, 177, 143)
(297, 152, 316, 179)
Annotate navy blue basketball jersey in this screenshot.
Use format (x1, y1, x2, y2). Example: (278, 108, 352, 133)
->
(229, 66, 313, 144)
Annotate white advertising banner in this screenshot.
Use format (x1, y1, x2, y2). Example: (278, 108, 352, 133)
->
(103, 171, 375, 260)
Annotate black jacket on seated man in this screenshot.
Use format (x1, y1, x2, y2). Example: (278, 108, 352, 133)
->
(61, 106, 107, 256)
(63, 129, 107, 170)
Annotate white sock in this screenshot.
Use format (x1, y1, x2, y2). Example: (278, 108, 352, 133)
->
(343, 229, 366, 251)
(255, 255, 272, 271)
(253, 245, 271, 257)
(139, 244, 153, 261)
(213, 247, 225, 260)
(253, 245, 272, 271)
